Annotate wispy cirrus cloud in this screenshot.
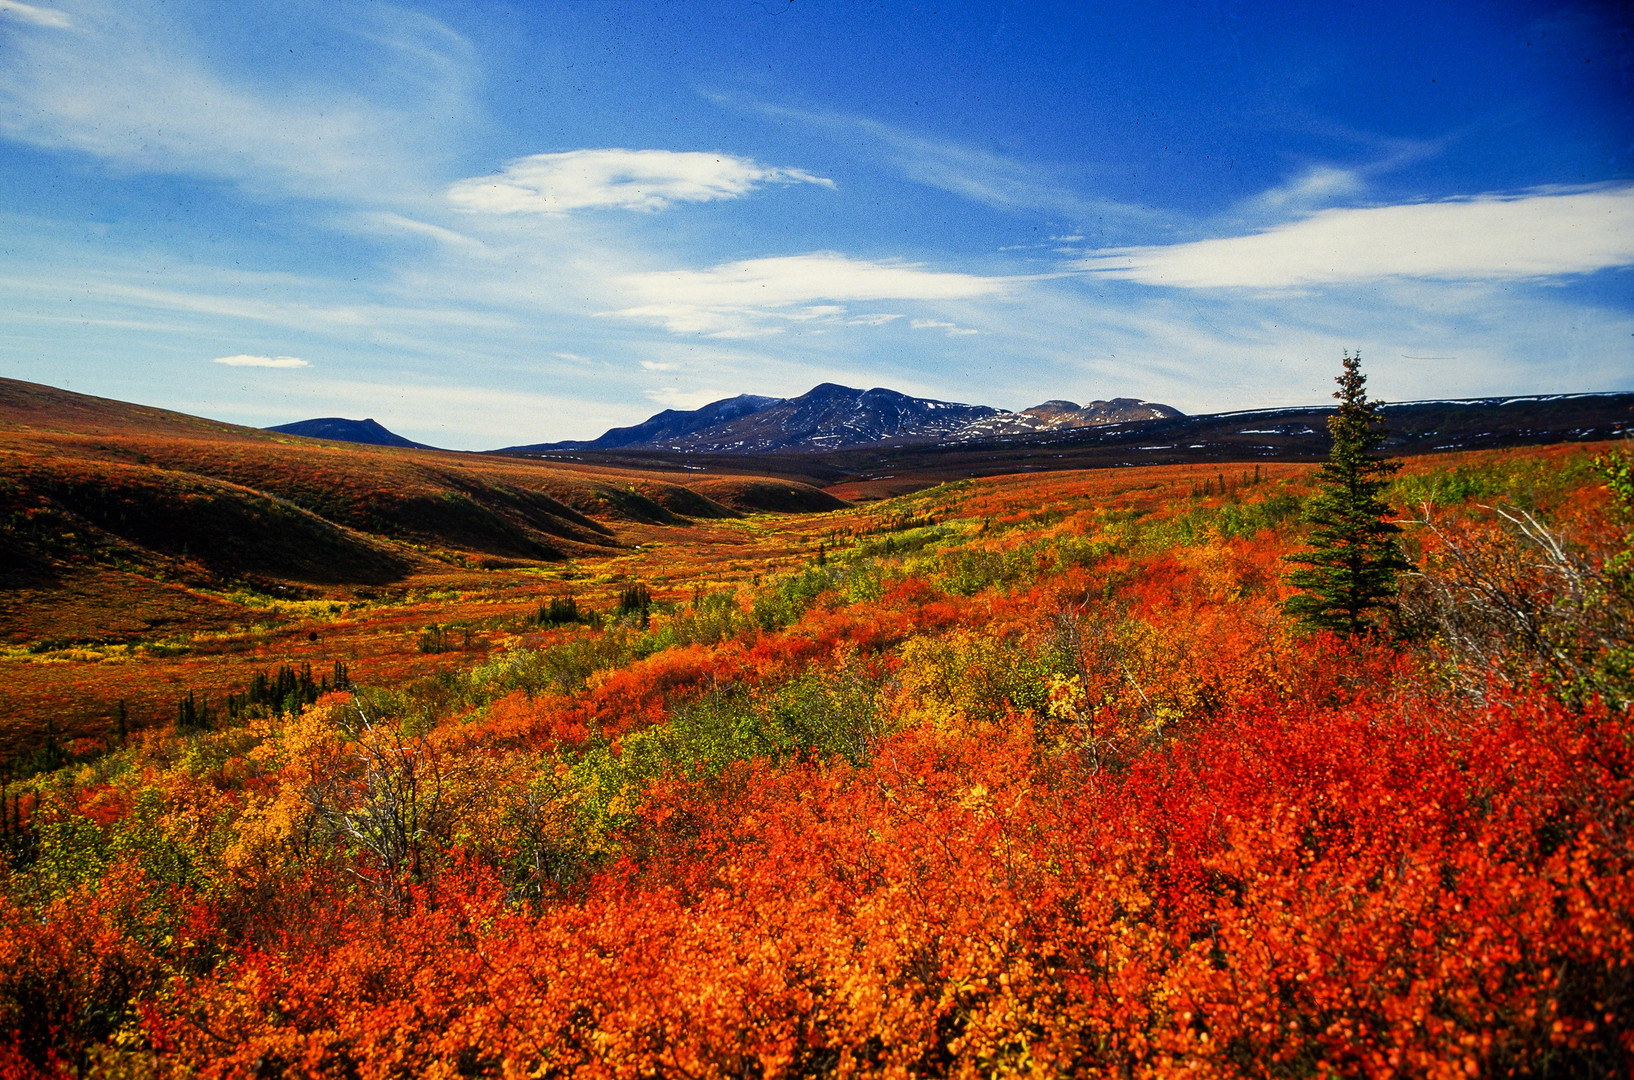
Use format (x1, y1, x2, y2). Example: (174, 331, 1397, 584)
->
(0, 0, 476, 202)
(212, 354, 308, 368)
(717, 96, 1166, 233)
(603, 252, 1012, 337)
(0, 0, 71, 28)
(349, 212, 486, 252)
(910, 318, 979, 337)
(1075, 186, 1634, 288)
(1241, 165, 1366, 218)
(448, 149, 832, 214)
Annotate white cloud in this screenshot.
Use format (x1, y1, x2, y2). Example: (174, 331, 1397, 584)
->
(70, 274, 518, 341)
(0, 0, 71, 28)
(212, 354, 309, 368)
(927, 267, 1634, 416)
(642, 386, 710, 408)
(351, 212, 486, 252)
(640, 360, 678, 371)
(1076, 186, 1634, 288)
(793, 304, 846, 320)
(447, 149, 833, 214)
(1244, 165, 1366, 216)
(604, 251, 1012, 337)
(910, 318, 978, 337)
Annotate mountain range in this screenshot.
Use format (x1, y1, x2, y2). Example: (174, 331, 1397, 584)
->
(259, 384, 1632, 475)
(496, 383, 1182, 455)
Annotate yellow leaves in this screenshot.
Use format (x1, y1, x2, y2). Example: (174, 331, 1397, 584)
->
(957, 783, 994, 817)
(1045, 673, 1086, 722)
(282, 699, 346, 763)
(896, 630, 1050, 734)
(1175, 540, 1250, 603)
(220, 782, 312, 878)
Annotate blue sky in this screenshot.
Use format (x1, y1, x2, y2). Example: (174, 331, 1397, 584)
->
(1, 0, 1630, 449)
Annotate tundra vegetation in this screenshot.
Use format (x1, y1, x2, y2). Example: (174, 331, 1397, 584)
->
(1, 436, 1631, 1077)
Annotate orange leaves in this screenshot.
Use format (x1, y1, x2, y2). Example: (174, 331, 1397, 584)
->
(8, 446, 1634, 1075)
(122, 689, 1629, 1076)
(1, 675, 1621, 1077)
(0, 859, 210, 1076)
(482, 690, 591, 751)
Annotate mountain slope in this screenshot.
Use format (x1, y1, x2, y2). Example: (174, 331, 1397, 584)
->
(503, 393, 781, 452)
(267, 417, 431, 449)
(497, 392, 1634, 503)
(506, 385, 1187, 455)
(0, 377, 264, 439)
(665, 384, 1000, 453)
(2, 452, 419, 591)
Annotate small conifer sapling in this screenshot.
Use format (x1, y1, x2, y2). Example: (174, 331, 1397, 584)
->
(1283, 352, 1410, 634)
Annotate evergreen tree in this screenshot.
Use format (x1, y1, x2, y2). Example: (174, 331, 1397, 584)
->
(1283, 352, 1410, 634)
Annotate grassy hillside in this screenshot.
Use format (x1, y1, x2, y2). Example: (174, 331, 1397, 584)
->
(0, 378, 845, 637)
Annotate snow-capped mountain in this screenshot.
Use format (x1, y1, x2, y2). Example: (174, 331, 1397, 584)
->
(660, 384, 1001, 452)
(505, 384, 1184, 455)
(949, 398, 1183, 440)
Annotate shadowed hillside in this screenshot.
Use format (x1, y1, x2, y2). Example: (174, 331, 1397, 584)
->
(265, 416, 432, 449)
(0, 378, 851, 643)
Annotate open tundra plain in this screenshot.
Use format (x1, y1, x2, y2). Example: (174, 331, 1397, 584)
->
(1, 379, 1631, 1075)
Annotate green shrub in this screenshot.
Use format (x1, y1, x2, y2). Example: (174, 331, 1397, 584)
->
(935, 546, 1038, 596)
(750, 566, 840, 630)
(1392, 454, 1602, 516)
(1141, 491, 1304, 549)
(647, 590, 751, 650)
(467, 630, 638, 700)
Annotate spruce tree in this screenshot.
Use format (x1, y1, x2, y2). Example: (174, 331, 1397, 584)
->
(1283, 352, 1410, 634)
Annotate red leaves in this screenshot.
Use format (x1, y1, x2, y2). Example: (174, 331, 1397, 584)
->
(118, 689, 1634, 1076)
(7, 447, 1633, 1075)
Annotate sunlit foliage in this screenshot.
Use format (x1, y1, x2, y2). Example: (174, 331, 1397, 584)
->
(1, 444, 1631, 1076)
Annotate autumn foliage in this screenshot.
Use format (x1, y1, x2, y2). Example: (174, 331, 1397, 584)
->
(1, 443, 1631, 1077)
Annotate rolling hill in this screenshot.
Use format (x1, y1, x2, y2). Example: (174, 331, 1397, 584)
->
(6, 377, 1628, 633)
(265, 417, 433, 449)
(0, 377, 846, 642)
